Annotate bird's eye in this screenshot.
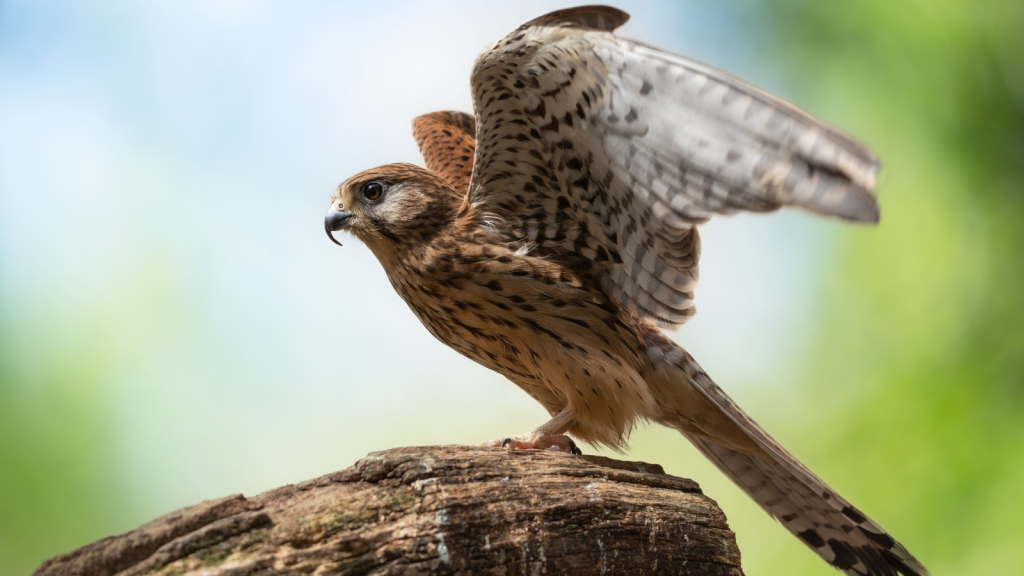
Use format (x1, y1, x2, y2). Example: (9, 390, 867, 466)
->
(363, 182, 383, 201)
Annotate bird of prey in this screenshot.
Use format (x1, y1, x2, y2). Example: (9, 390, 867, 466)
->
(324, 6, 926, 576)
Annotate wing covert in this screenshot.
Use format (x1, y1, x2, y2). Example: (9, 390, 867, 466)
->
(466, 6, 880, 327)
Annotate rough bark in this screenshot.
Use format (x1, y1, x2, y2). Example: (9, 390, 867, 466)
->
(34, 445, 744, 576)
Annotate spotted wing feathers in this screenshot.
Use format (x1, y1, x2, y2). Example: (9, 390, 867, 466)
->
(466, 7, 880, 327)
(605, 39, 880, 221)
(412, 111, 477, 196)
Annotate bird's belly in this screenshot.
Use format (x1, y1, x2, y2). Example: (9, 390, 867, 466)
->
(408, 299, 557, 403)
(394, 273, 657, 446)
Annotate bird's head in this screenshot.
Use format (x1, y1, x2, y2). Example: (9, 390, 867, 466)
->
(325, 163, 460, 258)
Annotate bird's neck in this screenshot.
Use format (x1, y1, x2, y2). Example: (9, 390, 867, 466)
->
(370, 193, 463, 271)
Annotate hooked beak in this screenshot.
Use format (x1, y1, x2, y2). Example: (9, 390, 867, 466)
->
(324, 208, 353, 247)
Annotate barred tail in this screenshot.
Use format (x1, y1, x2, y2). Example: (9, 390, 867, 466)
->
(642, 333, 927, 576)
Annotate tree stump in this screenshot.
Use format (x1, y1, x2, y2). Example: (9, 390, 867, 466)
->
(34, 445, 744, 575)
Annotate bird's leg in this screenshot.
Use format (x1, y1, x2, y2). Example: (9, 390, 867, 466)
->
(482, 406, 582, 454)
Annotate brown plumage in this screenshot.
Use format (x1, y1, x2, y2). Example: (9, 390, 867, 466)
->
(325, 6, 925, 576)
(412, 111, 476, 195)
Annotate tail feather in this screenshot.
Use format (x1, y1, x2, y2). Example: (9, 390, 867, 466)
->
(642, 333, 927, 576)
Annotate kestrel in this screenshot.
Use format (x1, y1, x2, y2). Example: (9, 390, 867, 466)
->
(325, 6, 926, 576)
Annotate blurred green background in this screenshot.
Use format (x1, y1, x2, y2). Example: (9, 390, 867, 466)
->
(1, 1, 1021, 574)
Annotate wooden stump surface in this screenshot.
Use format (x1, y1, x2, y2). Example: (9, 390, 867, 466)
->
(34, 445, 744, 575)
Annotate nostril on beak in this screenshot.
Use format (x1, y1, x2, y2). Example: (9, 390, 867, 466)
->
(325, 209, 352, 247)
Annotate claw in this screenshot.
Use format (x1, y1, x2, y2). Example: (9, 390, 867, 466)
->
(485, 433, 580, 454)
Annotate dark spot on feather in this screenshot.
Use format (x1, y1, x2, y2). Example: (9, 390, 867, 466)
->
(841, 506, 866, 524)
(826, 540, 859, 571)
(562, 317, 590, 329)
(797, 529, 825, 549)
(860, 527, 896, 550)
(522, 317, 564, 343)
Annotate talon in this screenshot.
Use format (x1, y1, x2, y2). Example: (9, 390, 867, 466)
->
(500, 437, 513, 449)
(567, 439, 582, 455)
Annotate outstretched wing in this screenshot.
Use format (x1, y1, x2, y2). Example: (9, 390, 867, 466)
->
(412, 111, 477, 196)
(466, 5, 879, 327)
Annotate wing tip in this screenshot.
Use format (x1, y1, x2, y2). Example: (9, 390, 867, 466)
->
(833, 186, 881, 224)
(799, 170, 881, 224)
(803, 195, 880, 224)
(521, 5, 630, 32)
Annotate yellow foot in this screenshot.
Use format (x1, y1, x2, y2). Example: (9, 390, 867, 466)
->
(482, 432, 582, 455)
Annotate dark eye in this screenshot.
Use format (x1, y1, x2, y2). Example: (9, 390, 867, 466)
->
(362, 182, 383, 201)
